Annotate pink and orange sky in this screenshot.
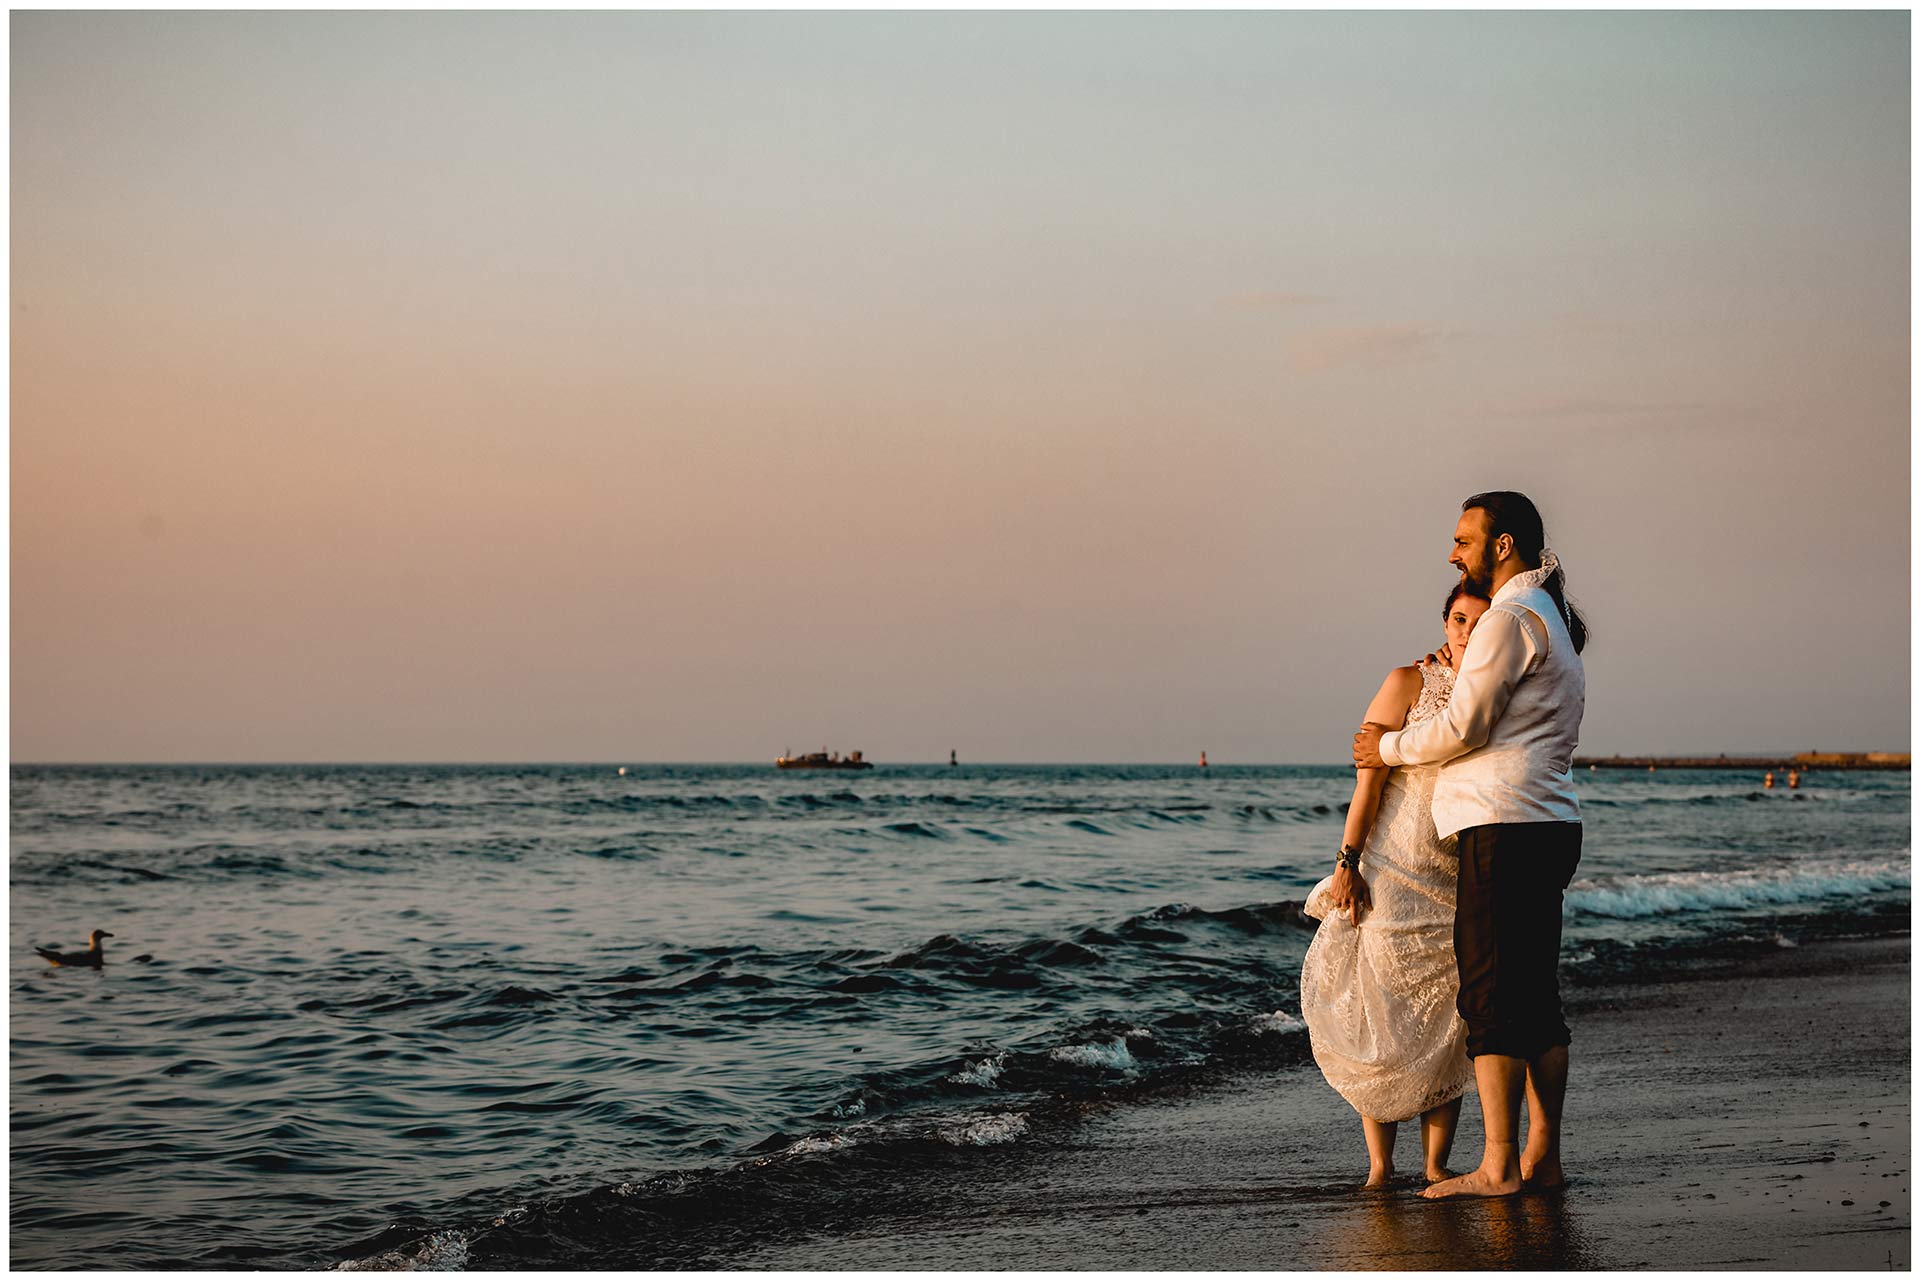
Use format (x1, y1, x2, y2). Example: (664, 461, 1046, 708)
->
(12, 12, 1909, 762)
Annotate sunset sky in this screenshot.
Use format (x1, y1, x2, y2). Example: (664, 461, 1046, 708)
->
(12, 11, 1909, 762)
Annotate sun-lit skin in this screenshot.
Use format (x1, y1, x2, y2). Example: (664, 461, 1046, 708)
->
(1445, 598, 1487, 664)
(1448, 509, 1520, 601)
(1424, 592, 1490, 672)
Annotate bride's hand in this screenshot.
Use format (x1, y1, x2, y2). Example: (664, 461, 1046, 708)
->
(1329, 865, 1371, 926)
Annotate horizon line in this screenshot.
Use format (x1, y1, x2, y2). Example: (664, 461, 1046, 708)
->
(12, 751, 1904, 769)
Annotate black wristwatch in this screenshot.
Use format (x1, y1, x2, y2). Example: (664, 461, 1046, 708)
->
(1337, 845, 1362, 872)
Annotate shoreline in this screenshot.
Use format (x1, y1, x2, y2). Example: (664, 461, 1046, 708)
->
(729, 935, 1910, 1269)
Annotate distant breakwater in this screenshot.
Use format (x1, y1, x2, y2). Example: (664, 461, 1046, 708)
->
(1575, 752, 1909, 771)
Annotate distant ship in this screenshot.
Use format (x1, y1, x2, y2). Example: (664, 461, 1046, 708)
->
(776, 749, 873, 771)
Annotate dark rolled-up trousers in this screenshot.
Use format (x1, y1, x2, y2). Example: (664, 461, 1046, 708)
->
(1453, 821, 1583, 1060)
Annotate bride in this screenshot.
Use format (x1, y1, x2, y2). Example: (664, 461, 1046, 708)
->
(1300, 580, 1490, 1187)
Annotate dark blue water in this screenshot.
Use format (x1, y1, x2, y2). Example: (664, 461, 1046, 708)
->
(10, 763, 1908, 1268)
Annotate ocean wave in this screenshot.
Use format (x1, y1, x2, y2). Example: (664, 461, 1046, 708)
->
(1250, 1009, 1307, 1035)
(1567, 856, 1911, 920)
(775, 1132, 856, 1158)
(1048, 1030, 1148, 1072)
(939, 1111, 1029, 1146)
(335, 1227, 472, 1272)
(947, 1052, 1008, 1088)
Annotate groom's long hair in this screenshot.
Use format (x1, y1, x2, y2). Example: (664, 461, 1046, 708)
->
(1462, 491, 1590, 654)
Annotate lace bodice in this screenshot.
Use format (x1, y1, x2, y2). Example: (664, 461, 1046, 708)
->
(1365, 662, 1458, 881)
(1406, 661, 1455, 730)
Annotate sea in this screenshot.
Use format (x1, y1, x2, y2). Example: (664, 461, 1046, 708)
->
(9, 762, 1910, 1269)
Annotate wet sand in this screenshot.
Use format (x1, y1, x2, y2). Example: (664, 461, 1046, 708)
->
(736, 936, 1910, 1269)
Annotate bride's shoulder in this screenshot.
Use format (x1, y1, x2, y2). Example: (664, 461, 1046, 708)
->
(1363, 664, 1425, 726)
(1374, 664, 1424, 702)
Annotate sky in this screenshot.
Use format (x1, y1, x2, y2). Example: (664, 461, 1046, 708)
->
(11, 11, 1910, 763)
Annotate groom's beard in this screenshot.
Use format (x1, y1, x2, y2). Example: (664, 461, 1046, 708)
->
(1459, 550, 1495, 597)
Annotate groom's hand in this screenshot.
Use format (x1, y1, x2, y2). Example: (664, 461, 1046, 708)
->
(1352, 722, 1389, 769)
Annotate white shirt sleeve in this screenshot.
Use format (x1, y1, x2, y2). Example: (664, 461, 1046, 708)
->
(1379, 605, 1542, 768)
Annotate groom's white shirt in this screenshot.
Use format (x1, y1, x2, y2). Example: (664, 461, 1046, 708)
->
(1377, 571, 1585, 840)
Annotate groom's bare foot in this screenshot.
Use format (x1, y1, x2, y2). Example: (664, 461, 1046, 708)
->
(1520, 1139, 1564, 1188)
(1419, 1166, 1524, 1199)
(1522, 1157, 1565, 1189)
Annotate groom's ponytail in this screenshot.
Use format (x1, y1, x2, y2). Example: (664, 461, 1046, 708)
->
(1539, 563, 1589, 655)
(1462, 491, 1590, 654)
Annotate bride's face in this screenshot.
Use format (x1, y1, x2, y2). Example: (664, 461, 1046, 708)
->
(1445, 595, 1490, 668)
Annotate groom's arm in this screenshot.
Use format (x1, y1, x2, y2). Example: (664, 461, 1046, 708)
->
(1375, 607, 1540, 767)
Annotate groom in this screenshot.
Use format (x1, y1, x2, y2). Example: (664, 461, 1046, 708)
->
(1352, 490, 1588, 1199)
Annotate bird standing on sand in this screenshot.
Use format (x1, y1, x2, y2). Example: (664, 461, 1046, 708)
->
(34, 930, 113, 968)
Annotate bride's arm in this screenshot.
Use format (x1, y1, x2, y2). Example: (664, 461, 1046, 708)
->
(1328, 666, 1421, 924)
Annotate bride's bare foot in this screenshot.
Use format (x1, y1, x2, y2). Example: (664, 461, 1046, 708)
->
(1423, 1166, 1455, 1184)
(1419, 1165, 1523, 1199)
(1364, 1162, 1393, 1190)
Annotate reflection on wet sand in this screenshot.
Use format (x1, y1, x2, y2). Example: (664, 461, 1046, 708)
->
(1340, 1183, 1597, 1269)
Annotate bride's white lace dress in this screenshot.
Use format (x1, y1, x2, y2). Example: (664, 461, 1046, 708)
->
(1300, 662, 1472, 1123)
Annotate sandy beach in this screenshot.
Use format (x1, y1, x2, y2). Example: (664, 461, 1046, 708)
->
(735, 936, 1910, 1270)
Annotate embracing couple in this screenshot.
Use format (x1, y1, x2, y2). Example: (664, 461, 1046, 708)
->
(1300, 490, 1588, 1199)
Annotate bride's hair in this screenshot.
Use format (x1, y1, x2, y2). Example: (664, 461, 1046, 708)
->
(1442, 579, 1490, 617)
(1461, 490, 1590, 654)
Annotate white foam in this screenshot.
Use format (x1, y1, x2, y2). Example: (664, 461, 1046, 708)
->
(336, 1230, 469, 1272)
(940, 1111, 1030, 1146)
(780, 1133, 854, 1156)
(948, 1051, 1007, 1088)
(1566, 856, 1910, 920)
(611, 1173, 692, 1198)
(1049, 1035, 1136, 1071)
(831, 1096, 868, 1118)
(1251, 1009, 1306, 1035)
(413, 1231, 471, 1271)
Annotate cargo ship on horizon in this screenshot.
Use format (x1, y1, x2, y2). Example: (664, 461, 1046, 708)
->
(776, 749, 873, 771)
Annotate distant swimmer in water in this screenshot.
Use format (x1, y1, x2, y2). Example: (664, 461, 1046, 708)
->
(34, 929, 113, 969)
(1787, 770, 1800, 789)
(1764, 771, 1775, 789)
(1199, 751, 1209, 769)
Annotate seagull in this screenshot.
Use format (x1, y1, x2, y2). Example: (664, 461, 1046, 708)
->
(34, 930, 113, 968)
